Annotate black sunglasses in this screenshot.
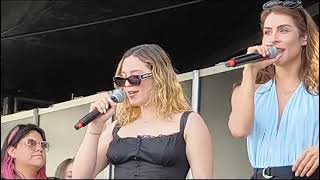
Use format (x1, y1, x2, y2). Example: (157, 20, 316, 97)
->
(113, 73, 152, 87)
(263, 0, 302, 10)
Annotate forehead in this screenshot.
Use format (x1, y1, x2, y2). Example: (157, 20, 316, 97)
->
(20, 130, 43, 141)
(264, 13, 296, 27)
(121, 55, 150, 74)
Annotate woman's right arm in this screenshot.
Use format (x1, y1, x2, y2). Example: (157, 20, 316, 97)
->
(72, 92, 117, 179)
(228, 66, 258, 138)
(228, 45, 281, 138)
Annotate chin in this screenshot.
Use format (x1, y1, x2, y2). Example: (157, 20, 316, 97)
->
(30, 160, 45, 168)
(29, 163, 45, 170)
(128, 99, 148, 107)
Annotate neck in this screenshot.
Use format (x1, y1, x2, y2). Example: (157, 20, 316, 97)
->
(140, 104, 160, 121)
(15, 163, 39, 179)
(274, 57, 302, 89)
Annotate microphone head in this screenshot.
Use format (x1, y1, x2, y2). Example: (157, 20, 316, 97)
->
(268, 47, 278, 58)
(110, 89, 126, 103)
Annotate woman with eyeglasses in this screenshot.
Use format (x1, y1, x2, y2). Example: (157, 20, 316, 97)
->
(228, 0, 319, 179)
(72, 44, 213, 179)
(1, 124, 49, 179)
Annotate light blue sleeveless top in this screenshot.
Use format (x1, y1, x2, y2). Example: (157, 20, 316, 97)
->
(247, 80, 319, 168)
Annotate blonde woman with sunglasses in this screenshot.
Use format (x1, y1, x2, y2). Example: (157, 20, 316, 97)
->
(72, 44, 213, 179)
(228, 0, 319, 179)
(1, 124, 49, 179)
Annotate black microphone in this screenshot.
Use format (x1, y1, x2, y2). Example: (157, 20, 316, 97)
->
(224, 47, 278, 67)
(74, 89, 125, 130)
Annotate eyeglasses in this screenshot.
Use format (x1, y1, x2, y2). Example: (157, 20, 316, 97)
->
(113, 73, 152, 87)
(19, 139, 50, 152)
(263, 0, 302, 10)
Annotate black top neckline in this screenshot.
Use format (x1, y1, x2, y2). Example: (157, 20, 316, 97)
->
(115, 131, 181, 140)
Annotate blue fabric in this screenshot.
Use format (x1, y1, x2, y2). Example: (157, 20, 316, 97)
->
(247, 80, 319, 168)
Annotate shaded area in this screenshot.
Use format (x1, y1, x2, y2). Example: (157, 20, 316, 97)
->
(1, 0, 319, 114)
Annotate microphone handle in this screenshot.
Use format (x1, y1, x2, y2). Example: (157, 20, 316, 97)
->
(225, 53, 264, 67)
(74, 110, 101, 130)
(234, 53, 262, 64)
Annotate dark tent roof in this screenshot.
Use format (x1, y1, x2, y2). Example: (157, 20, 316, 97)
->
(1, 0, 319, 112)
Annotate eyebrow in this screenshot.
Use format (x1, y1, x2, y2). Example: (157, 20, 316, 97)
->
(263, 24, 293, 30)
(121, 70, 145, 74)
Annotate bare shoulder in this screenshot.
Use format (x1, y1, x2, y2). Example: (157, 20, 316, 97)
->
(183, 111, 209, 139)
(186, 111, 206, 127)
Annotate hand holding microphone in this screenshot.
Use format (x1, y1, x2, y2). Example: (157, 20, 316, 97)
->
(224, 45, 280, 69)
(74, 89, 125, 130)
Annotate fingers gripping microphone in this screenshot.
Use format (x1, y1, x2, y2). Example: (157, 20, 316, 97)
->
(225, 47, 278, 67)
(74, 89, 125, 130)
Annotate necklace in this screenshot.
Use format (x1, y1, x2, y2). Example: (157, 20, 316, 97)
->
(143, 120, 150, 123)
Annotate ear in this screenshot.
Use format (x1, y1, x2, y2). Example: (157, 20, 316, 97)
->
(7, 146, 17, 159)
(301, 35, 307, 46)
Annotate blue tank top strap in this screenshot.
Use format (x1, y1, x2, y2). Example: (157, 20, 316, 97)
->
(180, 111, 192, 134)
(256, 79, 274, 94)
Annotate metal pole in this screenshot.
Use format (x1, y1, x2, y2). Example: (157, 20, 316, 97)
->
(33, 108, 40, 126)
(191, 70, 200, 112)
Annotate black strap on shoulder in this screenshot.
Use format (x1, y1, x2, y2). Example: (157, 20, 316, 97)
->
(112, 124, 121, 138)
(180, 111, 192, 133)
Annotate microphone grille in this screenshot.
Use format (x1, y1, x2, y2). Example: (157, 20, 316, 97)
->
(268, 47, 278, 58)
(111, 89, 126, 103)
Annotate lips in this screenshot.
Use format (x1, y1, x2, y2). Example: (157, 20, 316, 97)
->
(127, 90, 139, 97)
(276, 47, 285, 54)
(32, 155, 43, 158)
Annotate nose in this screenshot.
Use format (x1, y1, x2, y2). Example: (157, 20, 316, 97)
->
(270, 32, 280, 46)
(35, 143, 44, 152)
(124, 79, 132, 87)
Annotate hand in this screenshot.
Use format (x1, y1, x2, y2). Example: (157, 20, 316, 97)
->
(245, 45, 282, 73)
(88, 92, 117, 126)
(292, 146, 319, 177)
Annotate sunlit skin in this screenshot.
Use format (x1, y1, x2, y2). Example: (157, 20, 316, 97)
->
(120, 55, 154, 107)
(262, 13, 305, 67)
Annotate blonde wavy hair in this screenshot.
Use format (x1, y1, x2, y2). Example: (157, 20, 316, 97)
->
(256, 6, 319, 95)
(114, 44, 191, 126)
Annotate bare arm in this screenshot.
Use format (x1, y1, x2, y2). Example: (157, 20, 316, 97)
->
(185, 112, 214, 178)
(91, 121, 117, 178)
(228, 45, 281, 138)
(228, 66, 257, 138)
(72, 92, 117, 179)
(72, 123, 109, 179)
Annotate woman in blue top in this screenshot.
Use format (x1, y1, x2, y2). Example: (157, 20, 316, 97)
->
(229, 0, 319, 179)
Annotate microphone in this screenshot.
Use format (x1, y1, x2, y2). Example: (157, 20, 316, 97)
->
(74, 89, 125, 130)
(224, 47, 278, 67)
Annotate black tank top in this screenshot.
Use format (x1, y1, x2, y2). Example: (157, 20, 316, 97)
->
(106, 111, 192, 179)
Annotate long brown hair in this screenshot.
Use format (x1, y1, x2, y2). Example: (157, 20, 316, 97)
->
(114, 44, 191, 126)
(256, 6, 319, 95)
